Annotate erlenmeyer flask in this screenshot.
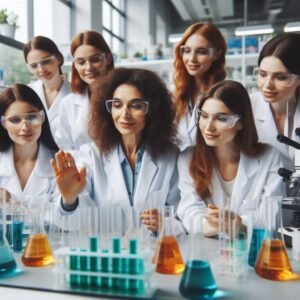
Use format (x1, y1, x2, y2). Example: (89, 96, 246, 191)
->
(152, 206, 184, 274)
(255, 196, 300, 280)
(21, 196, 54, 267)
(179, 215, 217, 299)
(0, 190, 17, 277)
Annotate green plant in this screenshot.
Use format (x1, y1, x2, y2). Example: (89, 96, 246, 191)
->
(0, 9, 18, 27)
(133, 51, 143, 58)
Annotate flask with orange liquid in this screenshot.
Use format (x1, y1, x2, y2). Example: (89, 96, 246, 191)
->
(152, 206, 184, 274)
(21, 196, 54, 267)
(255, 195, 300, 281)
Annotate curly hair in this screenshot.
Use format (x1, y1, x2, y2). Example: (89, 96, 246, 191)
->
(89, 68, 177, 158)
(70, 30, 114, 94)
(23, 36, 65, 75)
(173, 22, 227, 120)
(0, 84, 59, 152)
(189, 80, 266, 200)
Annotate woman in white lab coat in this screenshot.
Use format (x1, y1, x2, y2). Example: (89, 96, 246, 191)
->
(23, 36, 71, 141)
(0, 84, 59, 201)
(51, 68, 183, 234)
(173, 22, 227, 151)
(56, 30, 114, 150)
(177, 80, 286, 236)
(251, 33, 300, 169)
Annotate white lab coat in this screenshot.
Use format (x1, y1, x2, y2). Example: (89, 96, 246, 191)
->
(177, 146, 286, 232)
(0, 143, 57, 201)
(57, 142, 184, 234)
(177, 97, 202, 152)
(55, 90, 91, 150)
(28, 80, 71, 142)
(251, 91, 300, 169)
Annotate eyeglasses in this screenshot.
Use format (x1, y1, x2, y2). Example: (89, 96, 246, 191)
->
(1, 110, 45, 128)
(106, 99, 149, 116)
(254, 68, 299, 87)
(27, 55, 57, 70)
(197, 110, 241, 129)
(73, 53, 106, 68)
(179, 45, 215, 58)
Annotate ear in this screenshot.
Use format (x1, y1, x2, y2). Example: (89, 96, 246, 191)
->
(237, 121, 243, 131)
(213, 49, 222, 61)
(105, 53, 113, 67)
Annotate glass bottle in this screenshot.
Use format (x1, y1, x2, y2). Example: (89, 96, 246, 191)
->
(255, 195, 300, 280)
(179, 215, 217, 299)
(21, 196, 54, 267)
(152, 206, 184, 274)
(0, 190, 17, 277)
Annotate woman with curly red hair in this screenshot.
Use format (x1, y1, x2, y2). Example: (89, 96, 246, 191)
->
(173, 22, 227, 151)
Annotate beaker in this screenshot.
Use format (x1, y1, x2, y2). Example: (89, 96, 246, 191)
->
(254, 195, 300, 280)
(179, 215, 217, 299)
(0, 189, 17, 277)
(152, 206, 184, 274)
(21, 196, 54, 267)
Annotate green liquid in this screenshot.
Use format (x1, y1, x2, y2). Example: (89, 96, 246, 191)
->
(0, 246, 17, 277)
(179, 260, 217, 299)
(248, 228, 266, 267)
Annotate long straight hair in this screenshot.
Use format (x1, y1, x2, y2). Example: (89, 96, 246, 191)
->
(189, 80, 266, 200)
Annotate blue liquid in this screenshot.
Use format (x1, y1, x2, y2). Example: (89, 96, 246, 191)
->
(0, 246, 17, 277)
(179, 260, 217, 299)
(248, 228, 265, 267)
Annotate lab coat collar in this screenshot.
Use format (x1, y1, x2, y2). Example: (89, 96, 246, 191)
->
(0, 143, 54, 178)
(254, 97, 273, 122)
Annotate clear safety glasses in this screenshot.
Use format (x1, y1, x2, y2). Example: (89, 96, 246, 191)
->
(105, 99, 149, 116)
(197, 110, 241, 129)
(73, 53, 106, 68)
(179, 45, 216, 58)
(1, 110, 45, 129)
(254, 68, 299, 88)
(27, 55, 57, 70)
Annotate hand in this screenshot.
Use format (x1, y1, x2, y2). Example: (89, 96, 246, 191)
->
(51, 150, 87, 206)
(140, 208, 162, 232)
(0, 188, 11, 203)
(204, 204, 242, 238)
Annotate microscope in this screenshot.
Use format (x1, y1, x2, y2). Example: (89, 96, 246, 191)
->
(277, 128, 300, 247)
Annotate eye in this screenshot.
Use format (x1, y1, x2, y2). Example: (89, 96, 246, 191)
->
(112, 100, 123, 109)
(199, 112, 208, 119)
(29, 63, 38, 69)
(275, 73, 290, 81)
(74, 59, 85, 65)
(26, 114, 38, 122)
(195, 48, 210, 55)
(216, 115, 230, 122)
(258, 70, 267, 77)
(131, 102, 145, 110)
(8, 116, 21, 124)
(182, 46, 190, 54)
(40, 58, 52, 65)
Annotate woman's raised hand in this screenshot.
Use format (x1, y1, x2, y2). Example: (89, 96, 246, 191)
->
(51, 150, 87, 206)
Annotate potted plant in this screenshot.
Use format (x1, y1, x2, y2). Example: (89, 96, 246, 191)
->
(0, 9, 18, 39)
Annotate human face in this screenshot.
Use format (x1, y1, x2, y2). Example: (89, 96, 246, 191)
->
(199, 98, 242, 148)
(181, 33, 218, 77)
(1, 101, 44, 146)
(258, 56, 300, 103)
(110, 84, 147, 140)
(26, 49, 61, 82)
(73, 45, 109, 85)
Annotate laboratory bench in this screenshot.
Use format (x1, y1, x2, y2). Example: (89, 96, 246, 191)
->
(0, 236, 300, 300)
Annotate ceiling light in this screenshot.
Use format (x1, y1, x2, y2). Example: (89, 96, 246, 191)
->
(235, 25, 274, 36)
(284, 22, 300, 32)
(168, 34, 182, 44)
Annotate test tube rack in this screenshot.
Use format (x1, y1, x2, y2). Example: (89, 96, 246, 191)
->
(53, 240, 156, 298)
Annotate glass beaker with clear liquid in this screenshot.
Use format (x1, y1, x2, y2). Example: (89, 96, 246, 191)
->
(152, 206, 184, 274)
(254, 195, 300, 280)
(179, 214, 217, 299)
(21, 196, 54, 267)
(0, 189, 17, 277)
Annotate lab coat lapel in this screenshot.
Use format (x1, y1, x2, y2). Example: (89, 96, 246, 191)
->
(231, 153, 259, 212)
(103, 147, 131, 208)
(134, 149, 157, 207)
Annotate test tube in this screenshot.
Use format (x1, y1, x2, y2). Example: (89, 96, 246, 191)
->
(79, 248, 89, 287)
(100, 249, 111, 288)
(90, 236, 100, 287)
(112, 237, 122, 289)
(69, 248, 79, 287)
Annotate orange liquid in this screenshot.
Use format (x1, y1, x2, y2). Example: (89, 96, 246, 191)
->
(255, 239, 300, 281)
(153, 235, 185, 274)
(22, 234, 54, 267)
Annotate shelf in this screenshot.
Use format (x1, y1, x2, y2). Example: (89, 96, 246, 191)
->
(0, 34, 24, 50)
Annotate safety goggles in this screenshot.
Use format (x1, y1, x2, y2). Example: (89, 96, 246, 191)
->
(106, 99, 149, 116)
(73, 53, 106, 68)
(1, 110, 45, 128)
(27, 55, 57, 70)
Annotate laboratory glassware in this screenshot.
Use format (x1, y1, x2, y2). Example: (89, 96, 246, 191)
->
(153, 206, 184, 274)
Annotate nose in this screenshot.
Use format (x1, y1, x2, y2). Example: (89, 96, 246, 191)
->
(120, 104, 131, 117)
(264, 75, 275, 88)
(37, 63, 45, 71)
(85, 60, 94, 70)
(20, 120, 30, 129)
(189, 50, 198, 60)
(205, 118, 216, 131)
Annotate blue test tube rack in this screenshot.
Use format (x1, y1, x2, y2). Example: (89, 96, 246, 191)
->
(53, 237, 155, 298)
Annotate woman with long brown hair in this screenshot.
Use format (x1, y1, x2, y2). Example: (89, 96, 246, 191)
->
(56, 30, 114, 150)
(177, 80, 285, 236)
(173, 22, 226, 151)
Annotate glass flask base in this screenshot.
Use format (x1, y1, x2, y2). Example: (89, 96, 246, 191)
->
(179, 260, 217, 299)
(0, 246, 17, 277)
(21, 234, 54, 267)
